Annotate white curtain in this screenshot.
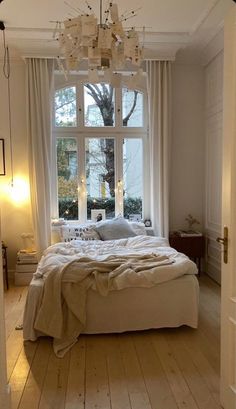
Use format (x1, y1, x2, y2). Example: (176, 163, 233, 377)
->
(146, 60, 172, 238)
(26, 58, 54, 258)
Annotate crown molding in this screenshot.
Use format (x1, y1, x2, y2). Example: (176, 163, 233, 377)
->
(189, 0, 220, 35)
(201, 26, 224, 66)
(0, 0, 232, 65)
(0, 28, 190, 61)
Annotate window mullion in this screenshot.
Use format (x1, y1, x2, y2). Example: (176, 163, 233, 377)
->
(115, 136, 123, 216)
(116, 86, 122, 129)
(51, 133, 59, 219)
(142, 134, 150, 220)
(78, 136, 87, 222)
(78, 81, 83, 128)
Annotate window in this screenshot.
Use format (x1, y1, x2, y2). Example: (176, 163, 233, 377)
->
(86, 138, 115, 220)
(56, 138, 79, 220)
(84, 84, 115, 127)
(53, 77, 147, 222)
(122, 88, 143, 127)
(123, 138, 143, 218)
(54, 86, 77, 127)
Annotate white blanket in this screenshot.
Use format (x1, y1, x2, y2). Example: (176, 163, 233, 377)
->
(30, 236, 197, 357)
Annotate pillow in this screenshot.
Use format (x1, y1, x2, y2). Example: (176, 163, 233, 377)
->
(94, 217, 137, 241)
(129, 221, 147, 236)
(60, 224, 100, 242)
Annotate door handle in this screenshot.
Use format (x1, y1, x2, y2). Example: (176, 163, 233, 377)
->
(216, 226, 228, 264)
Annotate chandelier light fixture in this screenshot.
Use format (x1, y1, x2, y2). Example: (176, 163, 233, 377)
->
(52, 1, 145, 85)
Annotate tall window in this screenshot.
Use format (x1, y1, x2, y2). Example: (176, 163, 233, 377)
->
(53, 78, 147, 222)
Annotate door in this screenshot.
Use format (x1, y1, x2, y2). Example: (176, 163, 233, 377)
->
(220, 5, 236, 408)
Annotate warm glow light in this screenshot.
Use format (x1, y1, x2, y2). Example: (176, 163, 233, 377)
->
(2, 177, 30, 205)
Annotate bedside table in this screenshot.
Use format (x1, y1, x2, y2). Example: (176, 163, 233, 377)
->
(15, 250, 38, 286)
(169, 233, 205, 274)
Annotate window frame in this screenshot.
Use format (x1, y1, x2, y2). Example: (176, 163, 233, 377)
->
(52, 74, 150, 223)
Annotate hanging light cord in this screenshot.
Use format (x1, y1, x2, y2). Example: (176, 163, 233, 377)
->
(2, 28, 14, 185)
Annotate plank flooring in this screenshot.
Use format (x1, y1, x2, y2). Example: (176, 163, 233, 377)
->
(4, 274, 221, 409)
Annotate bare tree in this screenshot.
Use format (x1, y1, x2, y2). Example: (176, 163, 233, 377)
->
(85, 84, 138, 196)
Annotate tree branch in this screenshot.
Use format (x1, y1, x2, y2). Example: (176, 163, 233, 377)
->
(55, 98, 76, 111)
(123, 91, 138, 126)
(84, 84, 103, 105)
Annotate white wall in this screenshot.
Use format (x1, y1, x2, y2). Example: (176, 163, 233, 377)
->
(0, 59, 33, 272)
(0, 59, 206, 272)
(170, 63, 205, 232)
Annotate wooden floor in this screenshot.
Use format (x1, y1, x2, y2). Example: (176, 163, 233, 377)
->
(4, 274, 221, 409)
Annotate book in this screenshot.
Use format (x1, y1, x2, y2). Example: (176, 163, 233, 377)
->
(178, 230, 202, 237)
(17, 250, 38, 263)
(16, 263, 38, 272)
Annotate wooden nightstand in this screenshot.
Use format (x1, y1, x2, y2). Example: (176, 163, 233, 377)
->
(169, 233, 205, 274)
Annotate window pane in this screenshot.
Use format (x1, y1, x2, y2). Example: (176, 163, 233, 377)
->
(84, 84, 115, 127)
(86, 138, 115, 220)
(123, 139, 143, 218)
(54, 86, 77, 127)
(122, 88, 143, 127)
(57, 138, 78, 220)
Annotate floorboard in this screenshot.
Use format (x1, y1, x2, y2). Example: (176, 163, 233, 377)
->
(4, 274, 221, 409)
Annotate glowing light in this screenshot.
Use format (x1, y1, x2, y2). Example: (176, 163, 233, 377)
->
(7, 177, 30, 205)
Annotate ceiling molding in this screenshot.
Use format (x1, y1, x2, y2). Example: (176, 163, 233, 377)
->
(189, 0, 220, 35)
(201, 27, 224, 66)
(0, 0, 232, 65)
(0, 28, 190, 62)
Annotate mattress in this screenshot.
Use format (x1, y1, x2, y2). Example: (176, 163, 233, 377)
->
(23, 274, 199, 341)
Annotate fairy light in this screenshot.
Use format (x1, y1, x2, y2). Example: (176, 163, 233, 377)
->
(117, 179, 123, 194)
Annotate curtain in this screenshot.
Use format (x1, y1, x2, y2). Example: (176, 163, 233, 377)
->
(26, 58, 54, 258)
(146, 60, 172, 238)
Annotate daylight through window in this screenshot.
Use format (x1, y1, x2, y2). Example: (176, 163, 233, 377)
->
(53, 79, 147, 222)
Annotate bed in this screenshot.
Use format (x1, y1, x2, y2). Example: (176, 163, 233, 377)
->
(23, 220, 199, 357)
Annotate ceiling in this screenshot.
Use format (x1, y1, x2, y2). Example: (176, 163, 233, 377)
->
(0, 0, 232, 62)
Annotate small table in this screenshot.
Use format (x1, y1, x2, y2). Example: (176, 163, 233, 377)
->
(169, 233, 205, 274)
(2, 242, 8, 290)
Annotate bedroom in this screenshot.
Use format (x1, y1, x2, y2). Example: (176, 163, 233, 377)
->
(0, 0, 235, 408)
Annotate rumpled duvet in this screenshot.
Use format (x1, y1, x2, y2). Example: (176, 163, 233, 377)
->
(30, 235, 198, 357)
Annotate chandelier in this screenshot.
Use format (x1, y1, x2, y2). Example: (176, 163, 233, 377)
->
(53, 1, 145, 84)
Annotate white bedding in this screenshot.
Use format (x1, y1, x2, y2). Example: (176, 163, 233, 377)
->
(23, 235, 198, 357)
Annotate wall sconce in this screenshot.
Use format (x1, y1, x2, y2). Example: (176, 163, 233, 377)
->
(0, 139, 6, 176)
